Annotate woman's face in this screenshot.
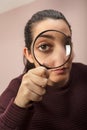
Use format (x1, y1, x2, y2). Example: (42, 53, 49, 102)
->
(27, 19, 73, 87)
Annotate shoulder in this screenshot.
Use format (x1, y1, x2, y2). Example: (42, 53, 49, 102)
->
(10, 74, 24, 86)
(7, 74, 24, 92)
(2, 73, 24, 91)
(0, 74, 25, 109)
(0, 74, 24, 103)
(72, 62, 87, 69)
(71, 62, 87, 75)
(70, 62, 87, 84)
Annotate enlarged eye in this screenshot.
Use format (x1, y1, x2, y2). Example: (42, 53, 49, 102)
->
(38, 43, 52, 52)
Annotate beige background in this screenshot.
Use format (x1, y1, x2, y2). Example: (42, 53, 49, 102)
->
(0, 0, 87, 94)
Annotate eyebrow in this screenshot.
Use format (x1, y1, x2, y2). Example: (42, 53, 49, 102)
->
(39, 34, 55, 40)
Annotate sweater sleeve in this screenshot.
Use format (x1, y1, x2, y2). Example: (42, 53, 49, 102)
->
(0, 75, 34, 130)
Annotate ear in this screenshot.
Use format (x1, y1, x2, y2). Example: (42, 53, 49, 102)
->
(23, 47, 34, 63)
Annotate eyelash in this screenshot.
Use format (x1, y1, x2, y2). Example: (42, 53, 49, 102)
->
(37, 43, 53, 52)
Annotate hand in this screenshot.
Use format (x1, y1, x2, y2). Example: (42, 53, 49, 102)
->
(14, 66, 49, 108)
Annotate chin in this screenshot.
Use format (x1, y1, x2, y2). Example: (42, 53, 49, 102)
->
(49, 72, 70, 87)
(48, 62, 72, 87)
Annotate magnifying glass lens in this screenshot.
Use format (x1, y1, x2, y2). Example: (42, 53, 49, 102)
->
(32, 30, 72, 69)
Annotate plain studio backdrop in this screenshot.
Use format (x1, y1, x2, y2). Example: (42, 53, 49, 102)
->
(0, 0, 87, 94)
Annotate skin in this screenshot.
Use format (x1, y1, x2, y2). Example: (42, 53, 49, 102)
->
(14, 19, 73, 108)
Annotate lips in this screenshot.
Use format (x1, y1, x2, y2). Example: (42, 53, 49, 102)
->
(51, 67, 69, 74)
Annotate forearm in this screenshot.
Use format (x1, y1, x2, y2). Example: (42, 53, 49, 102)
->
(0, 98, 34, 130)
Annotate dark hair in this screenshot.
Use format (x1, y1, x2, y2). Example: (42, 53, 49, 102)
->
(24, 9, 72, 73)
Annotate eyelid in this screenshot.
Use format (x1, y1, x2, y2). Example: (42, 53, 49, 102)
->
(37, 42, 53, 52)
(37, 42, 53, 47)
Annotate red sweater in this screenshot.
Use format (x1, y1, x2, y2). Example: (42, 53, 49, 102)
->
(0, 63, 87, 130)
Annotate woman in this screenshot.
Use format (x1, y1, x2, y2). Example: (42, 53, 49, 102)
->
(0, 9, 87, 130)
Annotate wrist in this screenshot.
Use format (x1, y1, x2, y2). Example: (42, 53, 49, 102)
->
(14, 98, 33, 108)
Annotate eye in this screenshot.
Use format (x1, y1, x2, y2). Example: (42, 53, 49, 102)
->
(38, 43, 52, 52)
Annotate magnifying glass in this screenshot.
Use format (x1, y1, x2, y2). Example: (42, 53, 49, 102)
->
(31, 30, 72, 69)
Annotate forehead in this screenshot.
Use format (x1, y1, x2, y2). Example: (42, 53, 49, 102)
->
(32, 19, 71, 40)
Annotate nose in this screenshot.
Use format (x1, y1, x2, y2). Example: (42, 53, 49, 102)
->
(51, 46, 66, 67)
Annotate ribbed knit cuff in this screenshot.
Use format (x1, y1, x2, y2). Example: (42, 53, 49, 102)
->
(0, 98, 34, 128)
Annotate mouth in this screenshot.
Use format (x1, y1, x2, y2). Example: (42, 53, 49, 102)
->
(51, 67, 69, 74)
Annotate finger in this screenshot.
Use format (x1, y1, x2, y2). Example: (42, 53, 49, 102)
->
(29, 66, 49, 78)
(28, 88, 43, 102)
(27, 79, 46, 96)
(29, 72, 48, 87)
(23, 71, 48, 87)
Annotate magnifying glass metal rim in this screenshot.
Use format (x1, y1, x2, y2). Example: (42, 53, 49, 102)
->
(32, 29, 72, 69)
